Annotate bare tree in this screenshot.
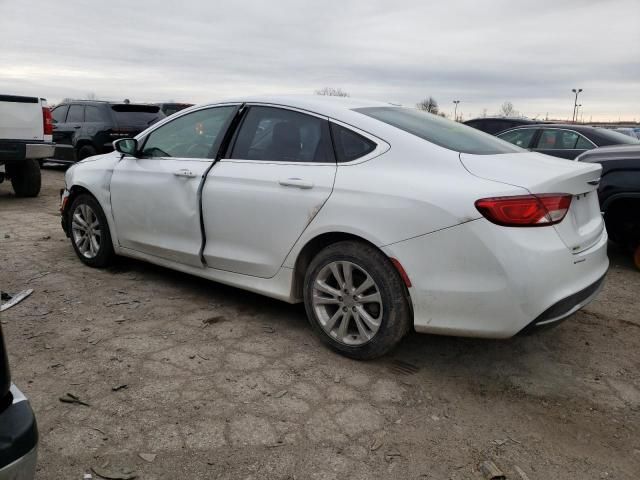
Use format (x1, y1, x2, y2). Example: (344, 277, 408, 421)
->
(86, 92, 97, 100)
(315, 87, 349, 97)
(416, 96, 439, 114)
(481, 108, 488, 118)
(499, 101, 516, 117)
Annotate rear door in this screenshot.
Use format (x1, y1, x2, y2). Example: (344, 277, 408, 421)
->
(533, 128, 594, 160)
(201, 105, 336, 278)
(110, 105, 238, 267)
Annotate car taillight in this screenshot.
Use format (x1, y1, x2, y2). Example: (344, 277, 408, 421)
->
(475, 194, 572, 227)
(42, 107, 53, 135)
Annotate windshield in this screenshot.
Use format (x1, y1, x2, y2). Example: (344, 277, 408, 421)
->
(111, 104, 163, 126)
(354, 106, 523, 154)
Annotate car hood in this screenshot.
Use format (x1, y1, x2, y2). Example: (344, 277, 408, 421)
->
(459, 151, 602, 195)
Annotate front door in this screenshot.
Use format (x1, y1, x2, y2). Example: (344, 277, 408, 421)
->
(110, 105, 238, 267)
(202, 105, 337, 278)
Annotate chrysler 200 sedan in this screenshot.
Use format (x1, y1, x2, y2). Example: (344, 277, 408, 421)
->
(60, 96, 609, 359)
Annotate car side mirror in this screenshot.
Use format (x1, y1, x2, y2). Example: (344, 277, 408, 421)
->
(113, 138, 139, 157)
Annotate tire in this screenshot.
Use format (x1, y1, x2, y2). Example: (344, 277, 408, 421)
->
(77, 145, 97, 161)
(68, 193, 114, 268)
(303, 241, 412, 360)
(10, 159, 41, 197)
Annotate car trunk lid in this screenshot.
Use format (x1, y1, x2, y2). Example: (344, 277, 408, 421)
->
(460, 152, 604, 253)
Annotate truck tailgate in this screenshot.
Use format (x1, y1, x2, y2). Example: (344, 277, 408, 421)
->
(0, 95, 43, 142)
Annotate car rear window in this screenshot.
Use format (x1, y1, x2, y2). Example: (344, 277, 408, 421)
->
(111, 104, 163, 126)
(354, 107, 523, 155)
(595, 128, 640, 145)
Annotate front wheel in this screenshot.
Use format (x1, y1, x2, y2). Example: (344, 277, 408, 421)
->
(68, 194, 114, 267)
(303, 241, 412, 360)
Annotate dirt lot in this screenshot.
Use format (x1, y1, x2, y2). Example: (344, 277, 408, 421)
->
(1, 166, 639, 479)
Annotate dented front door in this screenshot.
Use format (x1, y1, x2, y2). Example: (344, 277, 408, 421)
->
(201, 160, 336, 278)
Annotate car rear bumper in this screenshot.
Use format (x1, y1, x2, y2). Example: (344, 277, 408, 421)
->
(25, 143, 55, 160)
(383, 218, 609, 338)
(0, 385, 38, 480)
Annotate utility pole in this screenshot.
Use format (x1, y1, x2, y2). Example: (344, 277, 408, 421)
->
(571, 88, 582, 123)
(453, 100, 460, 122)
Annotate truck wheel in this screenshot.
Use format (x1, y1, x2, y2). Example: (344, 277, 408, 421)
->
(77, 145, 97, 161)
(10, 159, 41, 197)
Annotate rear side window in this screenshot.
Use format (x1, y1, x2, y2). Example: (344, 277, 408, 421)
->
(536, 130, 579, 150)
(51, 105, 68, 123)
(111, 104, 163, 127)
(355, 107, 522, 155)
(575, 135, 594, 149)
(66, 105, 84, 123)
(85, 106, 106, 122)
(330, 123, 376, 162)
(231, 106, 333, 163)
(498, 128, 536, 148)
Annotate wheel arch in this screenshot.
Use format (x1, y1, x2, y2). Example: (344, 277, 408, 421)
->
(290, 231, 411, 303)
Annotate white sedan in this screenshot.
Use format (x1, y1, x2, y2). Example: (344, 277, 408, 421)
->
(60, 96, 609, 359)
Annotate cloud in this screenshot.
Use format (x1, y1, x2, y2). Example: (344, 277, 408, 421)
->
(0, 0, 638, 120)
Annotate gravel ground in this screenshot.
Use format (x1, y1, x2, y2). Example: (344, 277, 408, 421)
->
(1, 166, 639, 479)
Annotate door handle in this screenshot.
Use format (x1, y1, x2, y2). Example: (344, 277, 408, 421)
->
(173, 169, 197, 178)
(73, 125, 81, 129)
(278, 178, 314, 189)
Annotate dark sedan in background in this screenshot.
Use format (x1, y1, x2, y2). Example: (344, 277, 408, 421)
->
(463, 117, 541, 135)
(497, 124, 639, 159)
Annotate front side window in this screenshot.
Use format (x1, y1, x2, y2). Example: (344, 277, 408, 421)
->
(51, 105, 68, 123)
(536, 129, 579, 150)
(498, 128, 536, 148)
(331, 123, 376, 162)
(142, 106, 236, 159)
(230, 106, 333, 162)
(66, 105, 84, 123)
(355, 107, 522, 155)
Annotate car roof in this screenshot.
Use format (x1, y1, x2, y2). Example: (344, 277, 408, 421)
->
(577, 144, 640, 162)
(202, 94, 394, 120)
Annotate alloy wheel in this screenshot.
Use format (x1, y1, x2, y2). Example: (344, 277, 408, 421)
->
(71, 203, 101, 259)
(311, 261, 383, 346)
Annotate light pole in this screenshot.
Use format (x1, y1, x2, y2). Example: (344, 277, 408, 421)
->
(576, 104, 582, 124)
(453, 100, 460, 121)
(571, 88, 582, 123)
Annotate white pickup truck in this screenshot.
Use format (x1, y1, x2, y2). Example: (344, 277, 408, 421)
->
(0, 94, 56, 197)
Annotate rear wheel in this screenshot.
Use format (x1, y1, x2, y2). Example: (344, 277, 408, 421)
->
(68, 194, 114, 267)
(77, 145, 97, 161)
(303, 241, 412, 360)
(9, 159, 41, 197)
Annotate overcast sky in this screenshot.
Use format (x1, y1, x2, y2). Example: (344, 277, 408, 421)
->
(1, 0, 638, 121)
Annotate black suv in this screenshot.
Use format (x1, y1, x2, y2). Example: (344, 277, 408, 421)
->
(0, 323, 38, 478)
(50, 101, 165, 162)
